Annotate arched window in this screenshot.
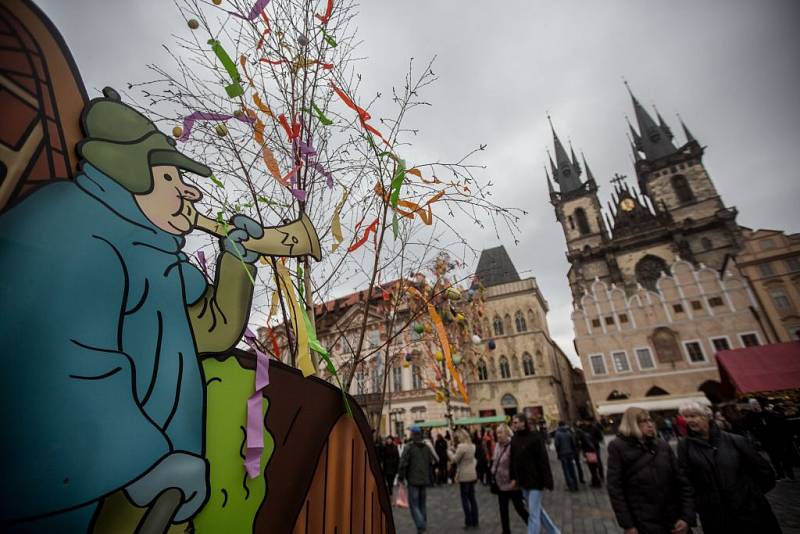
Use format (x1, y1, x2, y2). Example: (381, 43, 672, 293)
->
(411, 365, 423, 390)
(522, 352, 535, 376)
(515, 311, 527, 332)
(511, 355, 520, 376)
(635, 254, 669, 292)
(477, 359, 488, 381)
(482, 318, 490, 337)
(493, 315, 504, 336)
(503, 314, 512, 334)
(671, 175, 694, 204)
(499, 356, 511, 379)
(574, 207, 591, 235)
(645, 386, 669, 397)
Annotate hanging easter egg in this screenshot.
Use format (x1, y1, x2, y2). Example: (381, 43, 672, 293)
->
(471, 334, 482, 345)
(405, 353, 413, 362)
(423, 323, 433, 334)
(453, 353, 463, 365)
(172, 126, 183, 138)
(402, 360, 409, 368)
(434, 351, 443, 362)
(212, 0, 222, 5)
(456, 312, 466, 322)
(297, 34, 309, 47)
(435, 390, 445, 403)
(233, 109, 243, 118)
(446, 287, 461, 301)
(414, 323, 425, 334)
(215, 123, 228, 137)
(488, 339, 497, 350)
(187, 19, 200, 30)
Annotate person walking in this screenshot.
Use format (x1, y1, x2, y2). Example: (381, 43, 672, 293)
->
(492, 423, 529, 534)
(398, 427, 437, 534)
(449, 429, 480, 529)
(382, 436, 400, 496)
(606, 407, 694, 534)
(434, 433, 449, 485)
(509, 414, 560, 534)
(553, 421, 579, 491)
(575, 422, 602, 488)
(589, 418, 606, 481)
(677, 401, 782, 534)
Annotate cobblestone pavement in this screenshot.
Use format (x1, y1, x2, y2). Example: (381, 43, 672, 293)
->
(391, 454, 800, 534)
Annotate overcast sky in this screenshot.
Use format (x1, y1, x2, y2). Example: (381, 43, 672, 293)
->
(38, 0, 800, 365)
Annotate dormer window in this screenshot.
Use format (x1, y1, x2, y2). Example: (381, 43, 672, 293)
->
(562, 168, 571, 178)
(648, 130, 661, 143)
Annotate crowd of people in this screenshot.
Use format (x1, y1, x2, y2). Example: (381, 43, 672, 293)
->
(374, 398, 797, 534)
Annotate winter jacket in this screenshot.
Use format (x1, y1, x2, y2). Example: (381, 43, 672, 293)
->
(677, 424, 781, 534)
(449, 443, 478, 483)
(398, 441, 436, 486)
(606, 435, 695, 534)
(491, 441, 515, 491)
(554, 426, 577, 459)
(434, 437, 449, 465)
(383, 443, 400, 476)
(509, 428, 554, 490)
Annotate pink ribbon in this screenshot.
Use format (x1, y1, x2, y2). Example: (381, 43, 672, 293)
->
(178, 111, 255, 142)
(195, 250, 210, 281)
(242, 327, 271, 478)
(228, 0, 271, 21)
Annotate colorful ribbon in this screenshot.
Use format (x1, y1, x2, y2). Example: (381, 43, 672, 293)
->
(331, 83, 389, 145)
(315, 0, 333, 24)
(275, 261, 315, 377)
(330, 189, 348, 252)
(278, 113, 301, 141)
(243, 327, 271, 478)
(228, 0, 271, 21)
(347, 218, 379, 253)
(177, 111, 254, 142)
(208, 39, 244, 98)
(428, 304, 469, 402)
(373, 183, 444, 225)
(239, 55, 255, 88)
(322, 29, 337, 48)
(195, 250, 210, 280)
(253, 93, 273, 116)
(310, 102, 333, 126)
(310, 161, 334, 188)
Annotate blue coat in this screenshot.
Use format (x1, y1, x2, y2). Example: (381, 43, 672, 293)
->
(0, 165, 209, 522)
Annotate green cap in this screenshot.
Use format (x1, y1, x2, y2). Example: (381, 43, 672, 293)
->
(77, 87, 210, 194)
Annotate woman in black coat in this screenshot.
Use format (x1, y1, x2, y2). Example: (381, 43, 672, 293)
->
(677, 402, 781, 534)
(382, 436, 400, 496)
(607, 407, 694, 534)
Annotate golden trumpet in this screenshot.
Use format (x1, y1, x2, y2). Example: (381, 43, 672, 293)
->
(194, 212, 322, 262)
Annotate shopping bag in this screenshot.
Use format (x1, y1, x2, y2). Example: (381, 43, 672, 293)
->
(585, 451, 599, 464)
(394, 482, 409, 508)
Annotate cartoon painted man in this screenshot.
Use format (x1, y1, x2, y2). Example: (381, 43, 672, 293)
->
(0, 88, 266, 532)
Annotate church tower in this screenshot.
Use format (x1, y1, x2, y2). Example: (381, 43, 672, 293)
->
(626, 83, 742, 269)
(547, 118, 608, 253)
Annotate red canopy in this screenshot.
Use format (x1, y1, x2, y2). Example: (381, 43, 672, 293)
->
(717, 341, 800, 394)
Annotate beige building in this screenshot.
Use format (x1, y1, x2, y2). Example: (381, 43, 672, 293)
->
(289, 246, 579, 437)
(736, 227, 800, 342)
(547, 89, 772, 417)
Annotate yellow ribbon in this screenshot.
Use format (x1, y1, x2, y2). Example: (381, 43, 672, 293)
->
(330, 189, 348, 251)
(275, 261, 315, 377)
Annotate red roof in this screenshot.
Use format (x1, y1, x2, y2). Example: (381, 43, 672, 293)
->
(717, 341, 800, 394)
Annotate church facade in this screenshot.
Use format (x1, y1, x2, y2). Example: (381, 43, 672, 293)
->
(547, 87, 772, 417)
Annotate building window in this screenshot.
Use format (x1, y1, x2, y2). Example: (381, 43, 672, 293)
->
(711, 337, 731, 353)
(604, 316, 615, 326)
(411, 365, 423, 389)
(515, 311, 527, 332)
(504, 314, 513, 334)
(589, 354, 607, 376)
(356, 369, 366, 394)
(708, 296, 724, 307)
(611, 351, 631, 373)
(499, 356, 511, 379)
(760, 238, 775, 250)
(591, 318, 601, 328)
(477, 359, 488, 381)
(786, 257, 800, 272)
(568, 215, 575, 230)
(684, 341, 706, 363)
(392, 366, 403, 391)
(635, 347, 655, 370)
(493, 315, 504, 336)
(759, 263, 775, 277)
(527, 309, 538, 329)
(770, 289, 792, 311)
(619, 313, 629, 324)
(740, 333, 761, 347)
(574, 207, 591, 235)
(671, 175, 695, 204)
(371, 367, 380, 393)
(701, 237, 713, 251)
(673, 303, 684, 313)
(522, 352, 535, 376)
(788, 325, 800, 341)
(691, 300, 703, 311)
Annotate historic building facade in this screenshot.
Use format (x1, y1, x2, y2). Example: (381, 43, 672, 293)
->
(548, 87, 770, 416)
(735, 227, 800, 342)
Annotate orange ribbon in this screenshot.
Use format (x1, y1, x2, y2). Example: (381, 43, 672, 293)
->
(331, 83, 390, 145)
(239, 55, 255, 88)
(347, 218, 379, 253)
(253, 93, 273, 116)
(373, 183, 444, 225)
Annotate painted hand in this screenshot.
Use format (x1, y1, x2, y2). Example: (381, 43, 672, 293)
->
(222, 214, 265, 263)
(124, 452, 209, 522)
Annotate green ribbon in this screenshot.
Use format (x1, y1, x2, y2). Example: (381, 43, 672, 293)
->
(322, 29, 337, 48)
(208, 39, 244, 98)
(210, 174, 225, 188)
(311, 102, 333, 126)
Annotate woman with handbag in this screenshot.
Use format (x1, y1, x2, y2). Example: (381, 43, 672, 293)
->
(607, 407, 695, 534)
(576, 422, 602, 487)
(492, 423, 529, 534)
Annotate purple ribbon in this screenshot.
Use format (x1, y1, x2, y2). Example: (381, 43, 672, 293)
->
(227, 0, 271, 21)
(178, 111, 255, 142)
(196, 250, 210, 281)
(310, 161, 334, 188)
(294, 138, 317, 157)
(243, 327, 271, 478)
